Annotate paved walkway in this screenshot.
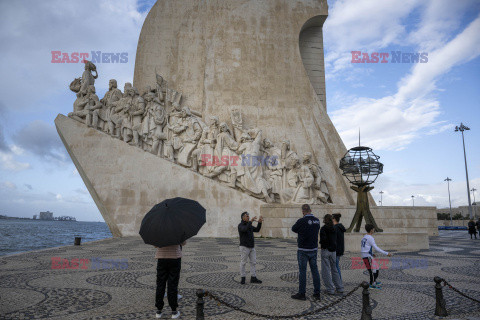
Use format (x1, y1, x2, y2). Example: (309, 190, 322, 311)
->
(1, 231, 479, 319)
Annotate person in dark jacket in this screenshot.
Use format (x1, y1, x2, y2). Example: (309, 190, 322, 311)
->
(238, 212, 263, 284)
(291, 204, 321, 301)
(320, 214, 344, 295)
(333, 213, 346, 281)
(468, 220, 477, 239)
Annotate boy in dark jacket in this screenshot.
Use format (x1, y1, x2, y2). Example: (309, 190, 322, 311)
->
(291, 204, 321, 301)
(238, 212, 263, 284)
(320, 214, 344, 295)
(333, 213, 346, 281)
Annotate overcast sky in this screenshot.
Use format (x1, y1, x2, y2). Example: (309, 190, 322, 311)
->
(0, 0, 479, 221)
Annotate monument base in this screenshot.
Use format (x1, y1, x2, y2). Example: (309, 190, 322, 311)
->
(259, 204, 436, 250)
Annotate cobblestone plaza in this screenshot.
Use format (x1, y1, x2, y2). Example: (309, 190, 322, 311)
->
(0, 231, 479, 319)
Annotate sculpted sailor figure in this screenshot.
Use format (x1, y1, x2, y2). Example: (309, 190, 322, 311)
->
(94, 79, 122, 132)
(191, 116, 219, 174)
(206, 122, 239, 182)
(129, 87, 146, 147)
(164, 102, 184, 161)
(303, 152, 330, 204)
(263, 138, 283, 202)
(109, 83, 133, 140)
(142, 92, 167, 156)
(84, 85, 103, 128)
(234, 129, 273, 203)
(167, 107, 203, 167)
(80, 60, 98, 96)
(68, 92, 88, 124)
(283, 152, 315, 204)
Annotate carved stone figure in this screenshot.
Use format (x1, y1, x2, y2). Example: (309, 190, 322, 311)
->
(142, 92, 166, 156)
(109, 83, 133, 139)
(282, 152, 315, 204)
(303, 152, 331, 204)
(263, 138, 283, 201)
(80, 61, 98, 95)
(192, 116, 219, 174)
(95, 79, 122, 132)
(205, 122, 238, 183)
(84, 85, 103, 128)
(128, 87, 146, 147)
(68, 92, 88, 123)
(166, 107, 202, 166)
(234, 129, 273, 203)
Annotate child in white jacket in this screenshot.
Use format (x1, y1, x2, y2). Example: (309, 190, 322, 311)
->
(361, 224, 392, 289)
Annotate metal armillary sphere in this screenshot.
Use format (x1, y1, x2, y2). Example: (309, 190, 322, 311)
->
(340, 146, 384, 233)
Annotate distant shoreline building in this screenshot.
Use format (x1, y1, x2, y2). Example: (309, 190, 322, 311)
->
(39, 211, 54, 220)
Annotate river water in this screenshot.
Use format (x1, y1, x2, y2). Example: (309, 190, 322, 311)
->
(0, 219, 112, 256)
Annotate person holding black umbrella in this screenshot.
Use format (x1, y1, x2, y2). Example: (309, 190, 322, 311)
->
(238, 212, 263, 284)
(155, 242, 185, 319)
(139, 197, 207, 319)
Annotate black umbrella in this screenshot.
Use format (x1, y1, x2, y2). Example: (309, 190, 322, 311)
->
(139, 197, 206, 247)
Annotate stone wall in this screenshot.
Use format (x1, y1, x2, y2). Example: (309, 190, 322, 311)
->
(259, 204, 438, 238)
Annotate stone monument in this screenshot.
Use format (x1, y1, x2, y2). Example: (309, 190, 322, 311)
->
(55, 0, 437, 249)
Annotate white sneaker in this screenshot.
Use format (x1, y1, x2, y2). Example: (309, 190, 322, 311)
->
(171, 311, 180, 319)
(155, 311, 163, 318)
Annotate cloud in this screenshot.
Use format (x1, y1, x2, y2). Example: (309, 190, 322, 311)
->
(324, 0, 421, 76)
(0, 124, 8, 152)
(375, 176, 480, 209)
(330, 15, 480, 150)
(12, 120, 68, 164)
(0, 0, 148, 113)
(3, 181, 16, 190)
(0, 151, 30, 171)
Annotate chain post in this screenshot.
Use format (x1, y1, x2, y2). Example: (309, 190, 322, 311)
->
(360, 281, 372, 320)
(434, 277, 448, 316)
(196, 289, 205, 320)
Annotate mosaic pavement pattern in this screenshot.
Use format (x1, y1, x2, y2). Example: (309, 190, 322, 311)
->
(0, 231, 479, 319)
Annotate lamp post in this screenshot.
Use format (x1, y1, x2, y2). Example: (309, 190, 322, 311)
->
(411, 195, 415, 207)
(472, 188, 477, 218)
(455, 123, 473, 219)
(444, 177, 453, 223)
(380, 191, 384, 206)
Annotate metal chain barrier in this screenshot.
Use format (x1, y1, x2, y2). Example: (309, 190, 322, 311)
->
(198, 283, 362, 319)
(441, 278, 480, 304)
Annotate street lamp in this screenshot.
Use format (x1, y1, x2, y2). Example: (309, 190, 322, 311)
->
(380, 191, 384, 206)
(411, 195, 415, 207)
(455, 123, 473, 219)
(472, 188, 477, 218)
(445, 177, 453, 223)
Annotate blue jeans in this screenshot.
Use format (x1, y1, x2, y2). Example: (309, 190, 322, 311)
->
(297, 250, 320, 295)
(336, 255, 342, 281)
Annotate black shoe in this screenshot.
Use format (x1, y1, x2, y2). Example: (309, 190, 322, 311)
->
(312, 293, 321, 300)
(240, 277, 246, 284)
(291, 293, 306, 301)
(250, 277, 262, 284)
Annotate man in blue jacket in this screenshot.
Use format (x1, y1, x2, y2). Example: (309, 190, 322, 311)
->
(291, 204, 321, 301)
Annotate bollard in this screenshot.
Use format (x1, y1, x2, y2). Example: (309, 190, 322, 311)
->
(434, 277, 448, 316)
(74, 236, 82, 246)
(360, 281, 372, 320)
(196, 289, 205, 320)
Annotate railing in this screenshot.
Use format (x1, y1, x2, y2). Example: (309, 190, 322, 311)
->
(196, 281, 372, 320)
(193, 277, 479, 319)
